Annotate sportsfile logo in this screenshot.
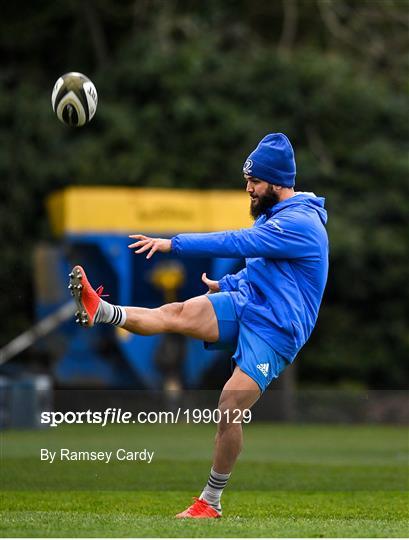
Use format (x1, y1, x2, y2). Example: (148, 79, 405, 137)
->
(40, 407, 252, 427)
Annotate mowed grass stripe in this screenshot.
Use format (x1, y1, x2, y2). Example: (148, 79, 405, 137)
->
(2, 423, 407, 464)
(0, 491, 408, 537)
(2, 458, 407, 491)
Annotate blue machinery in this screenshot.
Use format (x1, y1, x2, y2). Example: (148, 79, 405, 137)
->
(36, 187, 251, 389)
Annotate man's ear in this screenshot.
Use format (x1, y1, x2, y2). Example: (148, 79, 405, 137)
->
(272, 184, 283, 192)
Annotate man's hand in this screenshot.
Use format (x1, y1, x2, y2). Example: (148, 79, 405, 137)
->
(128, 235, 172, 259)
(202, 272, 220, 294)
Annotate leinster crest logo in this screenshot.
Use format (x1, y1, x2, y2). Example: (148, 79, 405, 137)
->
(243, 158, 253, 175)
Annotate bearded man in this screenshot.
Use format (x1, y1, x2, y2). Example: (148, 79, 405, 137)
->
(69, 133, 329, 518)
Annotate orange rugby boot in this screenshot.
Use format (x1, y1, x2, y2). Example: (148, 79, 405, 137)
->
(175, 498, 221, 519)
(68, 265, 106, 327)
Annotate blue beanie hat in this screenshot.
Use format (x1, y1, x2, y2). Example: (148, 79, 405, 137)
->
(243, 133, 296, 187)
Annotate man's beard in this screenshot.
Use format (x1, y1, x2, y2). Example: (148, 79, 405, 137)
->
(250, 186, 280, 219)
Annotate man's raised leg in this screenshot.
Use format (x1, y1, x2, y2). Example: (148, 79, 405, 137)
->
(69, 265, 219, 342)
(122, 296, 218, 342)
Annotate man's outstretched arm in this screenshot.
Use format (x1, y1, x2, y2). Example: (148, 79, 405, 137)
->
(171, 215, 319, 260)
(129, 215, 319, 261)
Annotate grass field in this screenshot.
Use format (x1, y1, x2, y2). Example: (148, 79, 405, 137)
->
(0, 422, 408, 537)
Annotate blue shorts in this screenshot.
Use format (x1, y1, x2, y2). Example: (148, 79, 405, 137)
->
(205, 292, 289, 393)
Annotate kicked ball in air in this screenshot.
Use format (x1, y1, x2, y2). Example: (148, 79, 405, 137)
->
(51, 72, 98, 127)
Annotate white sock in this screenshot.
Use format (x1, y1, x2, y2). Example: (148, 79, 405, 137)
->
(200, 467, 231, 513)
(95, 299, 126, 327)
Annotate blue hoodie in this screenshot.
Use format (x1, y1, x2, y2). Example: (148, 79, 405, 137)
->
(171, 193, 329, 361)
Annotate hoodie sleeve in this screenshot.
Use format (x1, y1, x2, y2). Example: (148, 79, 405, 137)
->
(218, 268, 248, 292)
(171, 213, 321, 260)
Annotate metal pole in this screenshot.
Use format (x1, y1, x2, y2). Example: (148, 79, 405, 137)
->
(0, 300, 76, 365)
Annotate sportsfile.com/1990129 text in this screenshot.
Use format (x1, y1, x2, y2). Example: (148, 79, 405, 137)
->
(40, 408, 252, 428)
